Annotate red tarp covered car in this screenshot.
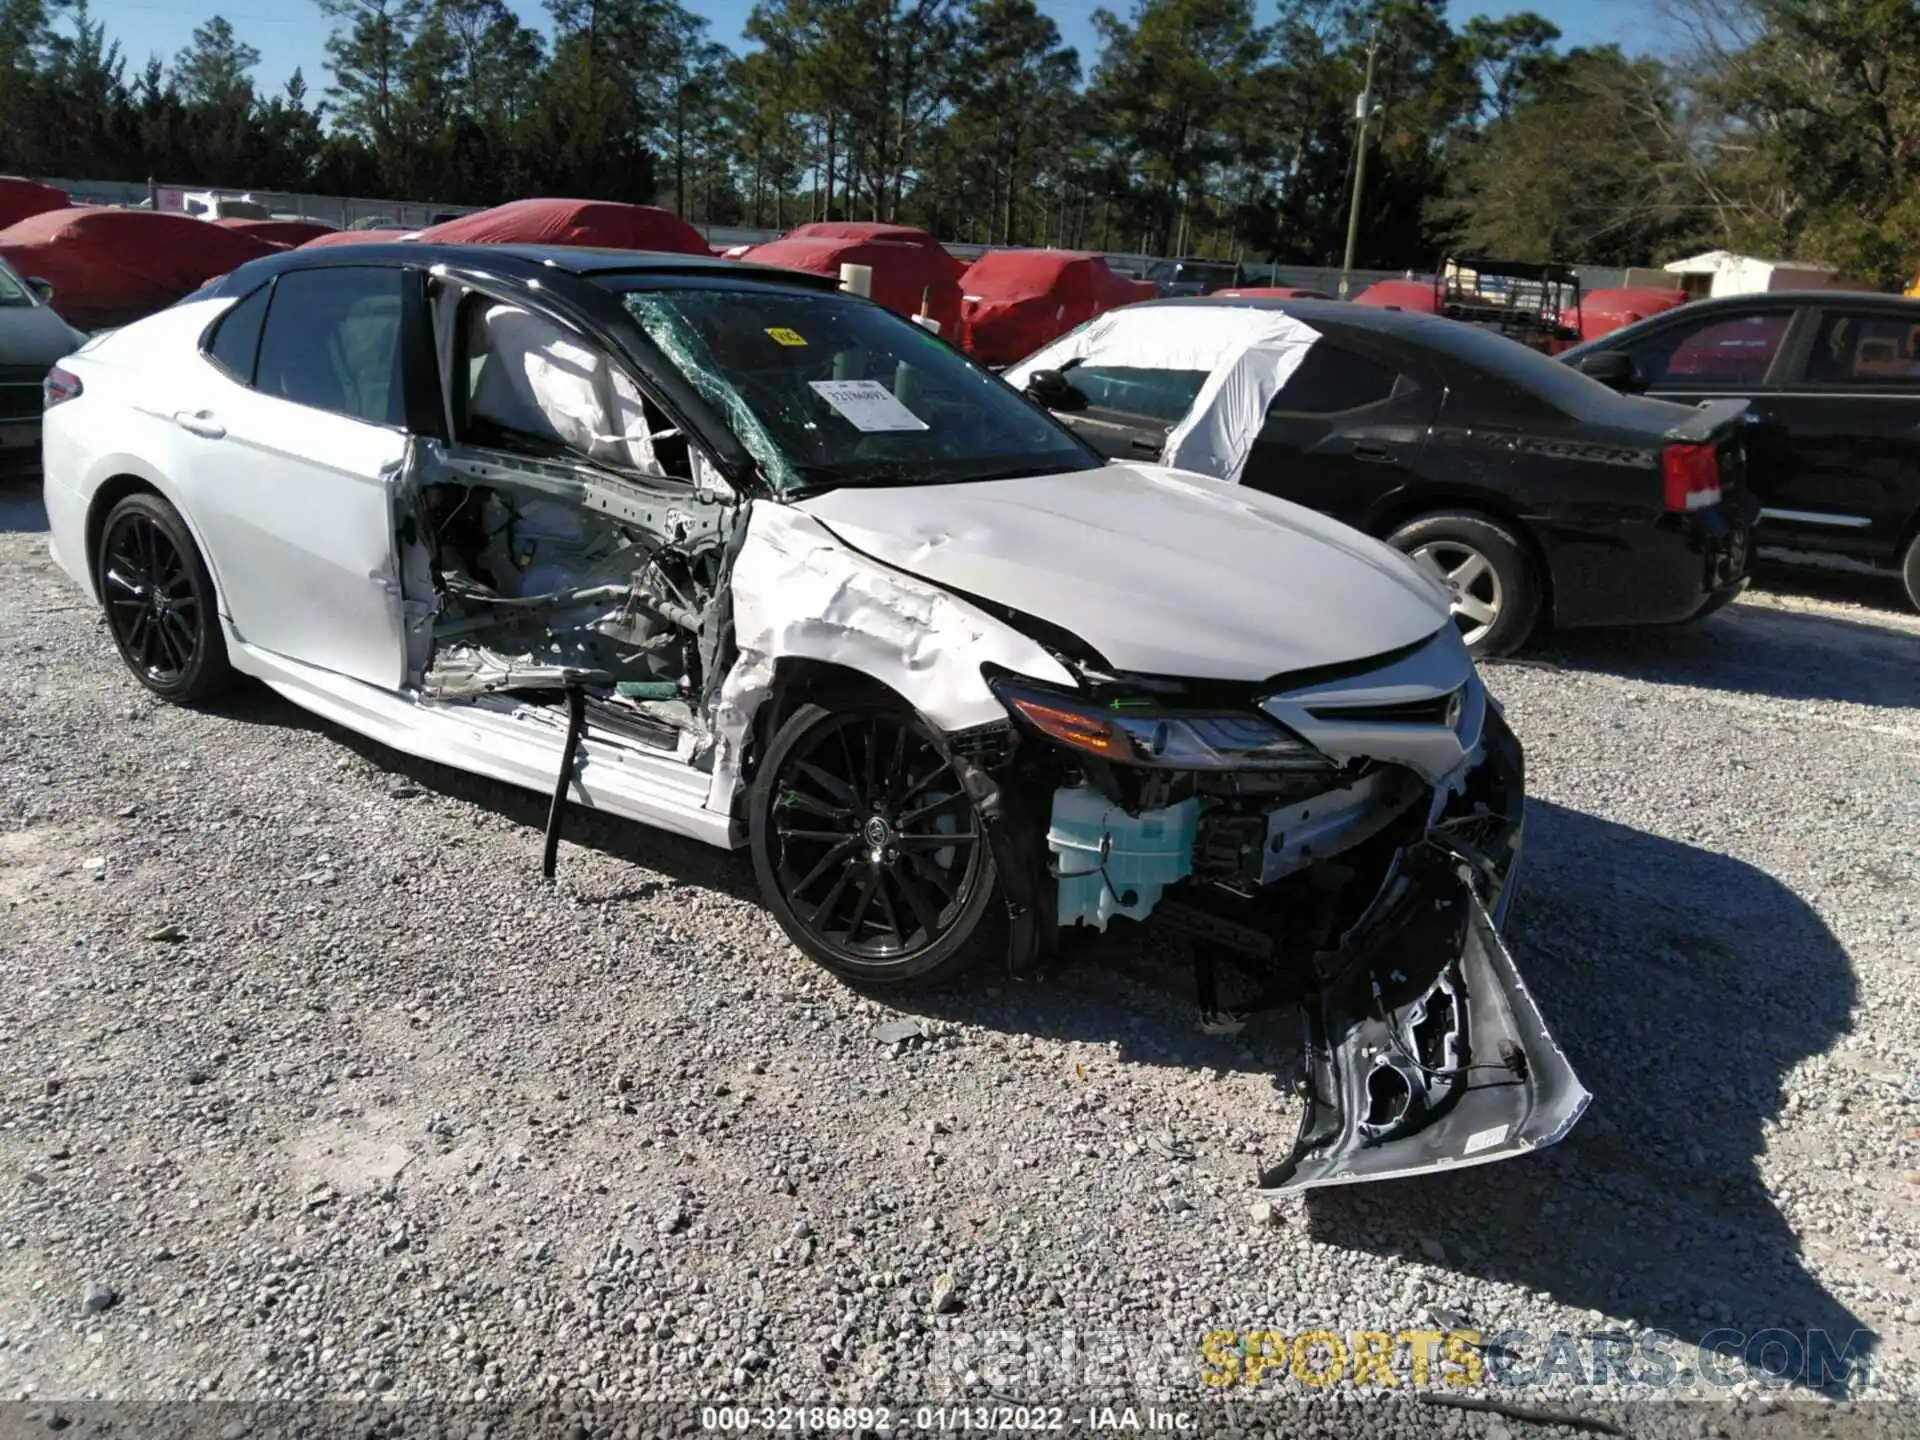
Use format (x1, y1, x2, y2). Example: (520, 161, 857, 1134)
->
(784, 222, 966, 279)
(0, 208, 276, 329)
(216, 217, 336, 249)
(955, 250, 1154, 365)
(1352, 278, 1439, 312)
(0, 177, 68, 231)
(414, 198, 710, 255)
(741, 236, 964, 337)
(1579, 286, 1687, 341)
(299, 228, 408, 248)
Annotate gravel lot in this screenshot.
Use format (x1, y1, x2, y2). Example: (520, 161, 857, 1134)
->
(3, 473, 1918, 1433)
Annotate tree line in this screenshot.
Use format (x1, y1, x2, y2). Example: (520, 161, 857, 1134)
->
(1, 0, 1916, 284)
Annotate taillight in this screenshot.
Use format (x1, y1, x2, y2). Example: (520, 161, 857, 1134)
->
(1662, 442, 1721, 512)
(43, 366, 82, 409)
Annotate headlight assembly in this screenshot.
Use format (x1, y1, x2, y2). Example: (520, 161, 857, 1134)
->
(989, 678, 1333, 771)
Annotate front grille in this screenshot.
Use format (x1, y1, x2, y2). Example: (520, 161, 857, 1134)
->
(1307, 691, 1458, 725)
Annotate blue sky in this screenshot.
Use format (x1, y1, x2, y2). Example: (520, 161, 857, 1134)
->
(79, 0, 1666, 98)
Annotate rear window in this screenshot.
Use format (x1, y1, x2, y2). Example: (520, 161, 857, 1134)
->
(1398, 313, 1625, 420)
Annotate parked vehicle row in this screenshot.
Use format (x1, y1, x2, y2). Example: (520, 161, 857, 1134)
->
(1006, 298, 1753, 655)
(40, 242, 1586, 1193)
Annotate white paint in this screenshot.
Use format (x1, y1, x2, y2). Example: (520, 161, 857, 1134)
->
(1001, 304, 1321, 482)
(794, 463, 1449, 681)
(706, 501, 1076, 812)
(1463, 1124, 1510, 1156)
(838, 263, 873, 298)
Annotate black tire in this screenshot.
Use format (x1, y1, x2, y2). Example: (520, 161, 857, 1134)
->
(1386, 511, 1541, 658)
(1902, 531, 1920, 614)
(95, 492, 234, 703)
(749, 699, 1003, 987)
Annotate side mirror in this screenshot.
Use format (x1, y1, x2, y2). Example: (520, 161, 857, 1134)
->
(1025, 367, 1082, 411)
(1574, 349, 1642, 392)
(26, 277, 53, 305)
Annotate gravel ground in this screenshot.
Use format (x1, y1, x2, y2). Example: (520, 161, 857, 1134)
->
(3, 474, 1918, 1435)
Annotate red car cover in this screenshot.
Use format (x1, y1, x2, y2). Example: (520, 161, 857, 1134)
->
(785, 222, 965, 279)
(1579, 286, 1687, 341)
(1213, 285, 1331, 300)
(0, 208, 276, 329)
(299, 228, 408, 248)
(0, 176, 68, 231)
(414, 198, 710, 256)
(741, 236, 963, 337)
(216, 217, 336, 249)
(1352, 278, 1438, 312)
(955, 250, 1152, 365)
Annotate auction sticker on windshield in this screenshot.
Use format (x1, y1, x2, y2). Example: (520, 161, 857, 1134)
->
(808, 379, 929, 432)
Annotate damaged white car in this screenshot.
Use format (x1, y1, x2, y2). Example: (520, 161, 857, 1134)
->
(40, 244, 1587, 1190)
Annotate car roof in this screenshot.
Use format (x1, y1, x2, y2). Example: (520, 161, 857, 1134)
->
(1129, 295, 1423, 333)
(1636, 289, 1920, 312)
(215, 241, 838, 292)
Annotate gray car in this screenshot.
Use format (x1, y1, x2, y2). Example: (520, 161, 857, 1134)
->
(1, 255, 85, 470)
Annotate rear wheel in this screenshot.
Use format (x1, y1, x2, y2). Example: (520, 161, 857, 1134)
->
(1386, 511, 1540, 657)
(748, 699, 1003, 986)
(95, 493, 233, 703)
(1902, 532, 1920, 613)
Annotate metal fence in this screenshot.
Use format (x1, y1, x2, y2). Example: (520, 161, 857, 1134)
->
(42, 177, 484, 230)
(40, 177, 1632, 293)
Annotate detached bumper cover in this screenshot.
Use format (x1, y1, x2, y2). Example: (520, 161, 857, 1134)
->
(1261, 704, 1590, 1192)
(1263, 854, 1590, 1191)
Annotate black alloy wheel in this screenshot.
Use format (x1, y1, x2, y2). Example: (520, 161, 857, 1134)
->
(749, 700, 1003, 985)
(96, 493, 233, 703)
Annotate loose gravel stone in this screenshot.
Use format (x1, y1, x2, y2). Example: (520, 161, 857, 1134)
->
(3, 484, 1918, 1428)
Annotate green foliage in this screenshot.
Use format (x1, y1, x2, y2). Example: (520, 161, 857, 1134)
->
(0, 0, 1911, 278)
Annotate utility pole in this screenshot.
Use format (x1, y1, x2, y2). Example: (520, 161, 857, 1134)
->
(1338, 24, 1382, 301)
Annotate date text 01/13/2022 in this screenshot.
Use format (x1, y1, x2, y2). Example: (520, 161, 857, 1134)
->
(698, 1405, 1200, 1432)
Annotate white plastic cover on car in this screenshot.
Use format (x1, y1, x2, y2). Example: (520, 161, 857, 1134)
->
(1001, 306, 1322, 483)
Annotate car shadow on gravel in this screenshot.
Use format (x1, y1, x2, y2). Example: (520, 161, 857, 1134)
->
(200, 679, 768, 903)
(1302, 798, 1868, 1378)
(1519, 597, 1919, 709)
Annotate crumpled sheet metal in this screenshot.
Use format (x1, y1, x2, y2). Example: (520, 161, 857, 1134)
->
(1002, 306, 1322, 483)
(705, 500, 1074, 812)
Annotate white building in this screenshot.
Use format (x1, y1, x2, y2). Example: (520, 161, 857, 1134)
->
(1653, 250, 1837, 299)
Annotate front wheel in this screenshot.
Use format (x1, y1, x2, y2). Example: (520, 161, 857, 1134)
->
(95, 492, 233, 703)
(1386, 511, 1541, 657)
(748, 699, 1004, 986)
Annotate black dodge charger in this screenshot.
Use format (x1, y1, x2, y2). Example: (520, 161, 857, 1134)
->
(1005, 297, 1754, 655)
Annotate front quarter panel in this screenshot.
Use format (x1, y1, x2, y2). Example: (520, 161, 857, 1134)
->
(707, 499, 1077, 812)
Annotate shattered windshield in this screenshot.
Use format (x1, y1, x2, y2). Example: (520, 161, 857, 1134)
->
(616, 286, 1099, 494)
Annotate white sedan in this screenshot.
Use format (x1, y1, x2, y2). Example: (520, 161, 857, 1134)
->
(40, 242, 1586, 1190)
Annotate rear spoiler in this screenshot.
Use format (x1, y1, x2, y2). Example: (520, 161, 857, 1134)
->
(1661, 397, 1749, 444)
